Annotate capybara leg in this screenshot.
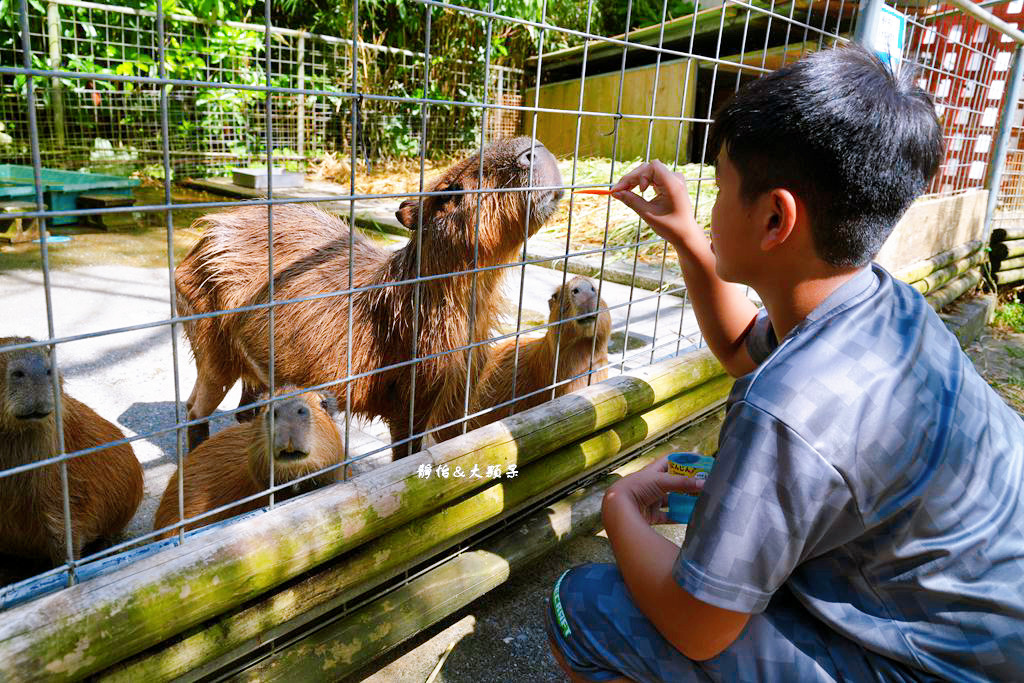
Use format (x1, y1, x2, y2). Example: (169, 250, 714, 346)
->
(235, 382, 262, 422)
(186, 377, 232, 450)
(389, 420, 425, 460)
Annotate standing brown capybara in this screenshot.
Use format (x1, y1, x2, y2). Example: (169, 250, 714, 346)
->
(0, 337, 143, 564)
(153, 388, 344, 539)
(175, 136, 563, 457)
(469, 276, 611, 430)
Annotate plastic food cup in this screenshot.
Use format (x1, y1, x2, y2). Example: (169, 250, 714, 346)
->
(666, 453, 715, 524)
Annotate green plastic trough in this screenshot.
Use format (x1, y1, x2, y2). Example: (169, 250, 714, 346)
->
(0, 165, 140, 225)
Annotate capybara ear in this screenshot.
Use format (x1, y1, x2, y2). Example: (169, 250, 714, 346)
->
(396, 199, 421, 230)
(318, 391, 340, 417)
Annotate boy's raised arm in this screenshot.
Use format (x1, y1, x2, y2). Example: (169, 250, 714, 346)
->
(612, 160, 759, 377)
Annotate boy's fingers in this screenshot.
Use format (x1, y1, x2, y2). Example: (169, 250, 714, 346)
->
(611, 163, 654, 192)
(612, 189, 655, 216)
(657, 471, 704, 495)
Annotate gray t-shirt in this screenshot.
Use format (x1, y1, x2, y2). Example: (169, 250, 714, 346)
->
(674, 264, 1024, 680)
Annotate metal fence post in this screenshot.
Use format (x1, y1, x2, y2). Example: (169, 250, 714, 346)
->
(297, 31, 305, 158)
(47, 0, 65, 150)
(853, 0, 884, 46)
(985, 44, 1024, 234)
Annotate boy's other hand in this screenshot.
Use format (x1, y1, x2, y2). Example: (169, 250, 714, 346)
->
(611, 160, 703, 250)
(607, 455, 704, 526)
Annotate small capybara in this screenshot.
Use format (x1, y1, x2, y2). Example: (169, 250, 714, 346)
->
(153, 388, 344, 539)
(0, 337, 143, 564)
(175, 136, 563, 458)
(469, 276, 612, 430)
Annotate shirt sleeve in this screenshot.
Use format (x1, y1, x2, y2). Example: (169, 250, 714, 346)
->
(744, 308, 777, 366)
(673, 400, 860, 614)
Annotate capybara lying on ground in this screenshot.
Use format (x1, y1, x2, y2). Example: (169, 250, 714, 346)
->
(175, 136, 563, 458)
(153, 388, 344, 538)
(469, 276, 611, 430)
(0, 337, 143, 564)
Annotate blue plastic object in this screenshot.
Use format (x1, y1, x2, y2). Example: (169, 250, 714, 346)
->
(666, 452, 715, 524)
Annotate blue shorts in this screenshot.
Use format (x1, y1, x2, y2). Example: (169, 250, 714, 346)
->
(546, 563, 930, 682)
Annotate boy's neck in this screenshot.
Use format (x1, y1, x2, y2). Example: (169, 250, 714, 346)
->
(756, 265, 866, 342)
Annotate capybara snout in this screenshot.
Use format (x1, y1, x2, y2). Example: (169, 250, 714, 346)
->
(0, 337, 143, 564)
(264, 392, 339, 463)
(3, 344, 56, 421)
(559, 277, 602, 335)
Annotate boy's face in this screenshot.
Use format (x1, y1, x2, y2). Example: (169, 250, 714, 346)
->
(710, 151, 760, 284)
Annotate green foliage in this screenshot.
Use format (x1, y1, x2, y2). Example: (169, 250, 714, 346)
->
(995, 301, 1024, 333)
(599, 0, 696, 36)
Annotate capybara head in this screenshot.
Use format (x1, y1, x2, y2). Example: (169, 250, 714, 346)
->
(247, 388, 344, 486)
(395, 137, 563, 266)
(548, 277, 612, 344)
(0, 337, 58, 429)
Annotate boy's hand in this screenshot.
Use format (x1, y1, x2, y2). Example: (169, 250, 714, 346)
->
(606, 455, 704, 526)
(611, 160, 703, 250)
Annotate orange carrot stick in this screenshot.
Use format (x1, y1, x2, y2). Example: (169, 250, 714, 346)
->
(574, 188, 614, 195)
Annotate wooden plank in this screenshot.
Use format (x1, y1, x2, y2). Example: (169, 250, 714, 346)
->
(894, 240, 982, 285)
(993, 255, 1024, 272)
(990, 238, 1024, 261)
(926, 270, 982, 311)
(0, 350, 725, 681)
(226, 411, 727, 681)
(995, 266, 1024, 286)
(101, 381, 730, 681)
(916, 249, 988, 297)
(991, 226, 1024, 242)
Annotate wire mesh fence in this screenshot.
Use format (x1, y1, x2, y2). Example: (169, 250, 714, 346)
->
(0, 0, 524, 178)
(0, 0, 1019, 626)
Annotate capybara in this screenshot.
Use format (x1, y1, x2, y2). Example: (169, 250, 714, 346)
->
(469, 276, 611, 429)
(175, 136, 563, 457)
(0, 337, 143, 564)
(153, 388, 344, 538)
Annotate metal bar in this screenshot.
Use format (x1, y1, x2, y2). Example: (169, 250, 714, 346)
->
(948, 0, 1024, 44)
(985, 44, 1024, 231)
(18, 0, 76, 586)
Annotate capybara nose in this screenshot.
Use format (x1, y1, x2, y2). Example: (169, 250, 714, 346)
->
(516, 139, 551, 170)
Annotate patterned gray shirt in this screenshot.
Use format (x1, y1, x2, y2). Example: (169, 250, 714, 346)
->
(674, 264, 1024, 680)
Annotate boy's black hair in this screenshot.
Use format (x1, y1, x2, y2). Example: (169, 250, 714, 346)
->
(708, 46, 944, 267)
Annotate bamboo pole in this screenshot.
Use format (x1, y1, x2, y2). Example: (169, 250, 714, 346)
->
(991, 226, 1024, 241)
(913, 249, 988, 296)
(0, 351, 725, 681)
(926, 269, 982, 311)
(995, 266, 1024, 286)
(99, 381, 730, 681)
(894, 240, 982, 285)
(226, 415, 725, 681)
(990, 238, 1024, 261)
(994, 254, 1024, 272)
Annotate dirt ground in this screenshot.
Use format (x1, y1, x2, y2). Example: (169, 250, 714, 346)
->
(965, 325, 1024, 417)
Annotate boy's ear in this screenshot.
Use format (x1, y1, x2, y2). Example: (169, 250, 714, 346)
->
(760, 188, 799, 251)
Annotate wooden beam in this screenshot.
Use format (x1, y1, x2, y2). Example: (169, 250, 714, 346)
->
(0, 350, 725, 680)
(220, 411, 727, 681)
(926, 269, 982, 311)
(101, 382, 730, 681)
(894, 240, 982, 285)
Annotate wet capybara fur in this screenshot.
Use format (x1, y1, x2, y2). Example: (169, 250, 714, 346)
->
(469, 276, 611, 429)
(175, 136, 563, 458)
(0, 337, 143, 564)
(153, 388, 344, 539)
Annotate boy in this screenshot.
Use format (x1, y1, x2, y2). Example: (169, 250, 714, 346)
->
(546, 46, 1024, 682)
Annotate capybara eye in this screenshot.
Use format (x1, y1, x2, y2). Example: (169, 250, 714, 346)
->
(12, 370, 24, 379)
